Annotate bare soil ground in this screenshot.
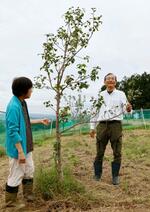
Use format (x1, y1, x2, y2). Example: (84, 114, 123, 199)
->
(0, 129, 150, 212)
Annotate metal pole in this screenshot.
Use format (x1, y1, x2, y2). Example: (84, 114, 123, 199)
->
(141, 108, 147, 129)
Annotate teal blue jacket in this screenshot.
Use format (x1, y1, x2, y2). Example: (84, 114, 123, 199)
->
(5, 96, 27, 158)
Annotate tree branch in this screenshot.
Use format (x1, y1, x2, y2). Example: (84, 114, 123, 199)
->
(60, 110, 126, 134)
(47, 71, 57, 92)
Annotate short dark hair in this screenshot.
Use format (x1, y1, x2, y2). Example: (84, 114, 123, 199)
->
(12, 77, 33, 97)
(104, 73, 117, 81)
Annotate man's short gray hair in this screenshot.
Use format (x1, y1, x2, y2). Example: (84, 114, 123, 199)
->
(104, 73, 117, 81)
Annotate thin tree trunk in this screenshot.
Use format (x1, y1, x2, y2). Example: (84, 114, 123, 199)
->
(55, 93, 63, 180)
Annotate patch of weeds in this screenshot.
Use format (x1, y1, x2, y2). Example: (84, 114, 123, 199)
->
(34, 137, 54, 147)
(124, 139, 150, 160)
(68, 154, 80, 166)
(34, 139, 45, 147)
(65, 140, 82, 149)
(35, 165, 85, 200)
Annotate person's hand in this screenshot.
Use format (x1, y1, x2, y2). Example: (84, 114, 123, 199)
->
(18, 151, 26, 164)
(126, 103, 132, 112)
(41, 119, 50, 125)
(90, 130, 96, 138)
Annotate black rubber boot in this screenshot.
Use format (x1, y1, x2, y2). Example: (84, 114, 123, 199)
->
(111, 162, 121, 185)
(93, 160, 103, 181)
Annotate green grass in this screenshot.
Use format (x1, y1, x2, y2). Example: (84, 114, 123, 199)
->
(0, 146, 6, 157)
(65, 140, 82, 149)
(123, 132, 150, 161)
(35, 165, 85, 200)
(68, 154, 80, 166)
(32, 129, 150, 211)
(123, 125, 150, 130)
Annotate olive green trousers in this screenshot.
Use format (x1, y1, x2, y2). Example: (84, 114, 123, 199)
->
(95, 121, 122, 163)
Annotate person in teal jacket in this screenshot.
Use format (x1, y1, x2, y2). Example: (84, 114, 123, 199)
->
(6, 95, 27, 158)
(5, 77, 50, 209)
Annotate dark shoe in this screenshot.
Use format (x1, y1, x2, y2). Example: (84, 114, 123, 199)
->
(22, 178, 35, 202)
(112, 176, 119, 185)
(93, 160, 102, 181)
(111, 162, 121, 185)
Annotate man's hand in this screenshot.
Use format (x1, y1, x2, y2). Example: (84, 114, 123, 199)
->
(126, 103, 132, 113)
(18, 151, 26, 164)
(41, 118, 50, 125)
(90, 130, 96, 138)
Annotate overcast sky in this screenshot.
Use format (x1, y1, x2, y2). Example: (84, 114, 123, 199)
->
(0, 0, 150, 114)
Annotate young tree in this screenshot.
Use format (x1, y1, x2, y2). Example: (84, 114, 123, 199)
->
(34, 7, 102, 179)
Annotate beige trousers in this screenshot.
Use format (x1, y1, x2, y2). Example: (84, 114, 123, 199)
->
(7, 152, 34, 187)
